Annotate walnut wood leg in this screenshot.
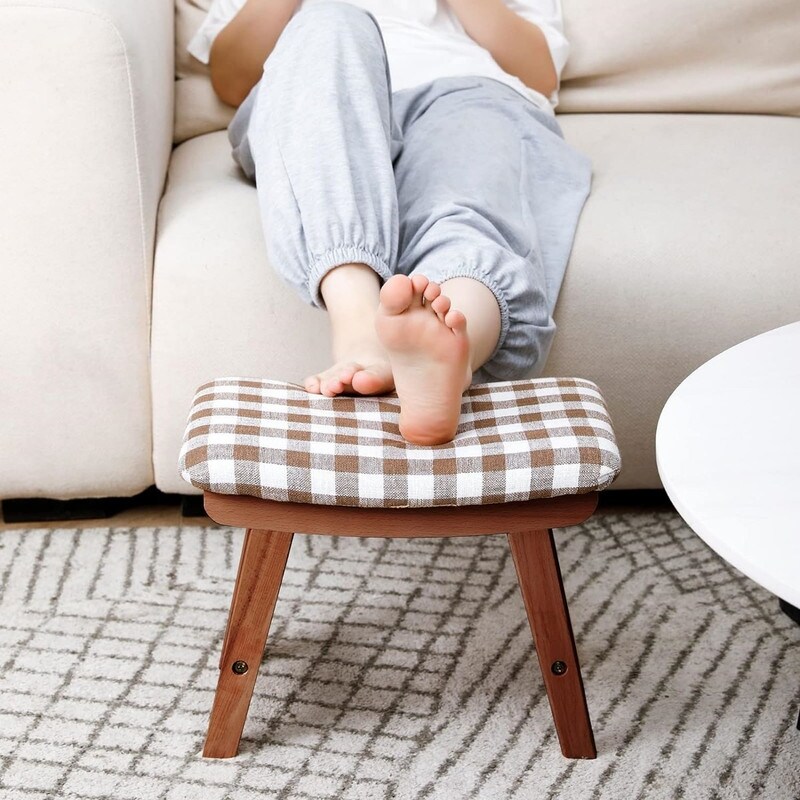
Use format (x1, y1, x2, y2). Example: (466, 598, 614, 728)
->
(508, 528, 596, 759)
(203, 528, 294, 758)
(219, 528, 252, 670)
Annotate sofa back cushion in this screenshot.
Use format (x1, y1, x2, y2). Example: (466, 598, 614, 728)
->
(558, 0, 800, 115)
(174, 0, 800, 145)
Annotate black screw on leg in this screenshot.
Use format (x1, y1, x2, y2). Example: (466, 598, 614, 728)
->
(551, 660, 568, 676)
(231, 660, 249, 675)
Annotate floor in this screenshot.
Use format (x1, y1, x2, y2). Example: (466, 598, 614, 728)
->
(2, 489, 797, 798)
(0, 487, 677, 531)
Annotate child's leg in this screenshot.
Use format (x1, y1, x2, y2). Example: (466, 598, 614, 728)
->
(304, 263, 392, 397)
(228, 2, 403, 395)
(377, 75, 592, 443)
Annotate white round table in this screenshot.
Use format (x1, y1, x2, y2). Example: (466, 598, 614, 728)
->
(656, 321, 800, 608)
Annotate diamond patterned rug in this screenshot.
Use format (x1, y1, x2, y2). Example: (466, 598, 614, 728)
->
(0, 512, 797, 799)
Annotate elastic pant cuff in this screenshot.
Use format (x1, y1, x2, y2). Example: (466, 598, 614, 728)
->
(308, 247, 394, 308)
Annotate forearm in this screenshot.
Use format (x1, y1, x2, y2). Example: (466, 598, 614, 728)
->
(210, 0, 301, 107)
(446, 0, 557, 97)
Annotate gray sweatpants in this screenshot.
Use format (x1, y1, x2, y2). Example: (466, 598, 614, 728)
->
(227, 0, 592, 383)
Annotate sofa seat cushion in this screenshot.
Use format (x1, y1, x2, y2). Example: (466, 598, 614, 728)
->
(178, 377, 621, 507)
(152, 113, 800, 495)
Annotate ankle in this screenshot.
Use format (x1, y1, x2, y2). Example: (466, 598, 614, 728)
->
(319, 263, 387, 360)
(321, 263, 381, 318)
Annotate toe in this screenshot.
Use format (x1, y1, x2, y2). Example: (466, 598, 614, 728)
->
(321, 377, 344, 396)
(431, 294, 451, 320)
(338, 363, 358, 384)
(445, 308, 467, 334)
(319, 362, 362, 396)
(423, 281, 441, 305)
(351, 365, 394, 395)
(380, 275, 414, 315)
(304, 375, 322, 394)
(410, 274, 429, 304)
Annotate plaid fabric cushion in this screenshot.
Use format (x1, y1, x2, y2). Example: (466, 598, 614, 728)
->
(178, 377, 622, 508)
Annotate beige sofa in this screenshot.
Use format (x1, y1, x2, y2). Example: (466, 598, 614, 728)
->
(1, 0, 798, 502)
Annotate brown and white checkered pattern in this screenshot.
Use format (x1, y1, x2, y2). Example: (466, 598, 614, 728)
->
(178, 377, 621, 507)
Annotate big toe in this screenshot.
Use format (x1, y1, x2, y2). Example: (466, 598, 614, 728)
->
(351, 364, 394, 395)
(380, 275, 414, 315)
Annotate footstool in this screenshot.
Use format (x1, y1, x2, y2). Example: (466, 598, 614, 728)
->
(178, 377, 622, 760)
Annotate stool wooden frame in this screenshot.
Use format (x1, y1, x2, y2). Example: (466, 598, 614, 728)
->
(201, 489, 599, 760)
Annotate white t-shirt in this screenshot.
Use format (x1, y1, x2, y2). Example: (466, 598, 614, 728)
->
(187, 0, 570, 114)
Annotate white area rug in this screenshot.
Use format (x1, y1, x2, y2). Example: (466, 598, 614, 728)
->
(0, 512, 798, 799)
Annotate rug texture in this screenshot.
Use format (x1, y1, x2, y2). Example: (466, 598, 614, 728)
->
(0, 512, 797, 800)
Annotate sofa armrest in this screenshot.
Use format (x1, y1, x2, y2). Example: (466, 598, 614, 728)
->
(0, 0, 174, 499)
(1, 0, 174, 305)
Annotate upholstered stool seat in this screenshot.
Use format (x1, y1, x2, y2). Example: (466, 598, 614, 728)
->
(180, 377, 620, 507)
(179, 377, 622, 759)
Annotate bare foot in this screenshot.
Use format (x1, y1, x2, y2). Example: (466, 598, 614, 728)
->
(375, 274, 471, 445)
(303, 344, 394, 397)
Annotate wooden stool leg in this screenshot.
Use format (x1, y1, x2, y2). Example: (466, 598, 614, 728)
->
(507, 528, 596, 759)
(203, 528, 293, 758)
(218, 528, 252, 670)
